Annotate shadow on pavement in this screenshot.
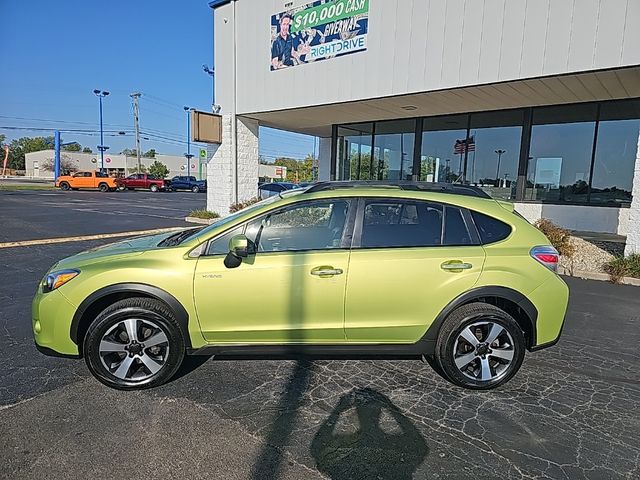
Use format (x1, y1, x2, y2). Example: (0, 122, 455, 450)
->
(311, 388, 428, 479)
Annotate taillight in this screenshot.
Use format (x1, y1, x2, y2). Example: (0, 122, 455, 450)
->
(530, 246, 559, 272)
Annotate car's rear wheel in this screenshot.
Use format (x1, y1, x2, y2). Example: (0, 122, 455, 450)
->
(83, 298, 185, 390)
(98, 183, 109, 192)
(117, 185, 126, 191)
(59, 182, 70, 191)
(191, 185, 200, 193)
(434, 302, 525, 390)
(150, 184, 159, 192)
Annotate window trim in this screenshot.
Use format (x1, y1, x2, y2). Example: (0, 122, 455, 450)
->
(352, 197, 479, 250)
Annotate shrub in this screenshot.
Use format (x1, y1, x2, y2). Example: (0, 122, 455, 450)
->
(534, 219, 575, 258)
(188, 209, 220, 220)
(229, 197, 261, 213)
(604, 254, 640, 283)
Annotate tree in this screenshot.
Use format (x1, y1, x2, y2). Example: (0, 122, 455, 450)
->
(82, 147, 93, 153)
(143, 149, 156, 158)
(274, 156, 315, 183)
(6, 136, 55, 170)
(127, 165, 148, 174)
(120, 148, 138, 156)
(148, 160, 169, 178)
(63, 143, 81, 152)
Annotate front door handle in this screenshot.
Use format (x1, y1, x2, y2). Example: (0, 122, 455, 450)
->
(310, 266, 344, 277)
(441, 261, 473, 271)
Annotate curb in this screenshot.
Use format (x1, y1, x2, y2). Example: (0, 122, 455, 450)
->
(185, 216, 216, 225)
(558, 266, 640, 287)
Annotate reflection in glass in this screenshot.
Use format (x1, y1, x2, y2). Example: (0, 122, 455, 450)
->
(421, 115, 468, 183)
(468, 110, 523, 200)
(373, 119, 415, 181)
(591, 100, 640, 206)
(337, 123, 373, 180)
(526, 104, 597, 202)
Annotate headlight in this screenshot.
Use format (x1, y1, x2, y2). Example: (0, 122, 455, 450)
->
(42, 269, 80, 293)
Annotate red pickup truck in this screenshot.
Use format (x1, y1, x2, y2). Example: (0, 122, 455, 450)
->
(116, 174, 170, 192)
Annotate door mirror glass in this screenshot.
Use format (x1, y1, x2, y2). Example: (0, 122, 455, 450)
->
(229, 234, 252, 258)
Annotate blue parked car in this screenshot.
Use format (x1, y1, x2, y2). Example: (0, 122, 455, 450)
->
(169, 176, 207, 193)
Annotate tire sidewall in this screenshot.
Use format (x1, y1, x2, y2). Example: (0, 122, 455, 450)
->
(99, 183, 108, 192)
(60, 182, 70, 191)
(437, 310, 525, 390)
(84, 305, 185, 390)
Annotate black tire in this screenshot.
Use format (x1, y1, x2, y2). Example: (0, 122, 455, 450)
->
(150, 184, 159, 192)
(434, 302, 525, 390)
(191, 185, 200, 193)
(117, 185, 126, 191)
(98, 183, 109, 192)
(59, 181, 70, 191)
(83, 298, 185, 390)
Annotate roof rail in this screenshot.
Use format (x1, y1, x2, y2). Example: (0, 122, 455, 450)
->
(304, 181, 492, 199)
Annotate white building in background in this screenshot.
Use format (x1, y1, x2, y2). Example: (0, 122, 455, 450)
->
(24, 151, 208, 180)
(207, 0, 640, 255)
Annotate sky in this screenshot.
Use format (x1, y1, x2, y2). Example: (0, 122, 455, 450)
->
(0, 0, 316, 161)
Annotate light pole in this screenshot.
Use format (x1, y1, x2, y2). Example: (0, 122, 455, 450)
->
(93, 89, 110, 172)
(495, 149, 506, 186)
(184, 106, 195, 178)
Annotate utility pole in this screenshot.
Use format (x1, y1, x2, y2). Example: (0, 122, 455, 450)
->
(131, 93, 142, 172)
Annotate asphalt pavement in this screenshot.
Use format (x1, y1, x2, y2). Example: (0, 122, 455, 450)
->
(1, 190, 639, 479)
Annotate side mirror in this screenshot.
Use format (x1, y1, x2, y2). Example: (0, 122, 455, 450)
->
(224, 234, 255, 269)
(229, 234, 252, 258)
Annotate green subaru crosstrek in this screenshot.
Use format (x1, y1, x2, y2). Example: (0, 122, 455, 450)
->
(33, 181, 569, 390)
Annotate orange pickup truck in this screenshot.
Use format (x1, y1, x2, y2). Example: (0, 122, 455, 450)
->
(56, 170, 118, 192)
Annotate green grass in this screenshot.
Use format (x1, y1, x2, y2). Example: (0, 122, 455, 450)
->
(604, 254, 640, 282)
(188, 209, 220, 220)
(0, 183, 56, 191)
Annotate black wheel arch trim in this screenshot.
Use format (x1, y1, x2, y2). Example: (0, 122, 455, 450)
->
(70, 283, 192, 348)
(421, 286, 539, 350)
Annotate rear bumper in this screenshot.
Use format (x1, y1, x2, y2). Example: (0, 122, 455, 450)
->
(527, 275, 570, 349)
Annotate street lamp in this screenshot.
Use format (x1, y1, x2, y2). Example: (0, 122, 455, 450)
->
(495, 149, 506, 187)
(93, 89, 110, 172)
(184, 106, 195, 178)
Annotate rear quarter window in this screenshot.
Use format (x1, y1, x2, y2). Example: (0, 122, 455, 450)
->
(471, 211, 512, 244)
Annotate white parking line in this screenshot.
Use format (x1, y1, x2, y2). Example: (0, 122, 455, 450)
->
(0, 227, 182, 249)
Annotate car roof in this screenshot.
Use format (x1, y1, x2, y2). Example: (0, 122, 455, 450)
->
(304, 181, 490, 199)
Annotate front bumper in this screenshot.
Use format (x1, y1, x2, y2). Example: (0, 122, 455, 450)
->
(32, 288, 80, 357)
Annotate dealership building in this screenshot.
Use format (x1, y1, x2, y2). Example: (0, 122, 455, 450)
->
(207, 0, 640, 255)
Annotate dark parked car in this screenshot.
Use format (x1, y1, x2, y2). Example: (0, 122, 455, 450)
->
(117, 174, 169, 192)
(169, 176, 207, 193)
(258, 182, 297, 199)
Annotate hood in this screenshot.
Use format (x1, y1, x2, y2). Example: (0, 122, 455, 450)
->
(53, 230, 183, 269)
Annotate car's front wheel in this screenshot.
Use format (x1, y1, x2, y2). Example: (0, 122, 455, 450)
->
(83, 298, 185, 390)
(150, 184, 158, 192)
(191, 185, 200, 193)
(59, 181, 70, 191)
(434, 302, 525, 390)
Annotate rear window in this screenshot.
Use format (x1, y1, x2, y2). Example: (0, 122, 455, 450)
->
(471, 211, 512, 244)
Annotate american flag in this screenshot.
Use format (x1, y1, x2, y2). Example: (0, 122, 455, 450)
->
(454, 136, 475, 154)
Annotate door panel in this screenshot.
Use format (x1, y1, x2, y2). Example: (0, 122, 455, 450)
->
(344, 246, 485, 343)
(194, 251, 350, 344)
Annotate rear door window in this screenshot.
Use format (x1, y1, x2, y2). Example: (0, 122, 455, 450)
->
(471, 211, 512, 244)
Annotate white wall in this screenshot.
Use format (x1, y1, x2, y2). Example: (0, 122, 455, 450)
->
(514, 203, 629, 236)
(215, 0, 640, 116)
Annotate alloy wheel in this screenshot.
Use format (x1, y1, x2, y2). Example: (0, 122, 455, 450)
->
(98, 317, 170, 382)
(452, 320, 515, 382)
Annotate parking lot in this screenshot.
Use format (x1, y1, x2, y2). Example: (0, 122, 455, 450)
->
(1, 189, 639, 479)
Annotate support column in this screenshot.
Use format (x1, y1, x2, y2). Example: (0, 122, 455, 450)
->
(624, 132, 640, 256)
(318, 137, 332, 181)
(206, 114, 259, 216)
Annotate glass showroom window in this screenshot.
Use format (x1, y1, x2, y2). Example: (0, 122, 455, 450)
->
(373, 119, 416, 181)
(421, 114, 468, 183)
(468, 110, 523, 200)
(590, 100, 640, 206)
(337, 123, 373, 180)
(527, 104, 598, 203)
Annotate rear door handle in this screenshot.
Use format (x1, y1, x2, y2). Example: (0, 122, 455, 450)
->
(441, 262, 473, 271)
(310, 266, 344, 277)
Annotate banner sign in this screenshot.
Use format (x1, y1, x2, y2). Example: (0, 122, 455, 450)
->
(270, 0, 369, 71)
